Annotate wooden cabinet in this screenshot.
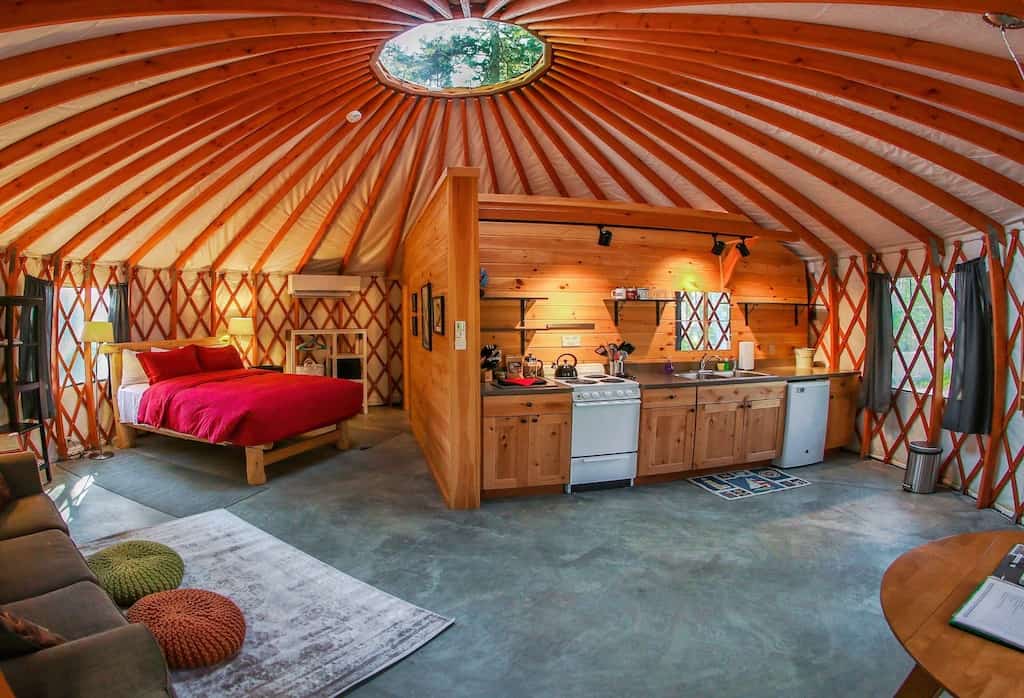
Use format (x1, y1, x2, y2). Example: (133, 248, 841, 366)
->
(482, 394, 571, 490)
(693, 382, 787, 469)
(825, 375, 860, 450)
(741, 398, 786, 462)
(693, 401, 744, 468)
(638, 403, 697, 475)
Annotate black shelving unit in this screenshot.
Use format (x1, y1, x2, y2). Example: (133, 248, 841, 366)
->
(480, 294, 547, 354)
(0, 296, 51, 483)
(607, 295, 680, 326)
(737, 301, 828, 327)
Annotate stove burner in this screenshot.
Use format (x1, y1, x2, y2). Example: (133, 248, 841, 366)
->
(600, 377, 626, 383)
(563, 378, 598, 385)
(583, 374, 608, 379)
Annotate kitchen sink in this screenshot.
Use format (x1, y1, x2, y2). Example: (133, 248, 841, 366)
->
(673, 370, 772, 381)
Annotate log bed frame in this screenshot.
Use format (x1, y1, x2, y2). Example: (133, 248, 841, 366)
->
(100, 337, 352, 485)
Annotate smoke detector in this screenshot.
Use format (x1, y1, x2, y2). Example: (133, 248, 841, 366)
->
(346, 110, 363, 123)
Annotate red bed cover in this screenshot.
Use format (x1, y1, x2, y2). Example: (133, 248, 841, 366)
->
(137, 369, 363, 446)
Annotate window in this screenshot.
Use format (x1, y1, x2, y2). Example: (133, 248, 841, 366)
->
(58, 286, 110, 385)
(378, 19, 546, 93)
(890, 277, 953, 395)
(675, 292, 731, 352)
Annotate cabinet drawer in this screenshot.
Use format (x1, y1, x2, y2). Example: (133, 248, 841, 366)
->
(483, 393, 571, 417)
(642, 387, 697, 408)
(698, 381, 786, 405)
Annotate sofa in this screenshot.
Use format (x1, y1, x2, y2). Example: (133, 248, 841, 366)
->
(0, 452, 174, 698)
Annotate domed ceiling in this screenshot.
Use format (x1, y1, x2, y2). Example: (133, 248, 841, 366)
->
(0, 1, 1021, 274)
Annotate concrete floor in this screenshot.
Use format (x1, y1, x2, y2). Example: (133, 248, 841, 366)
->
(48, 408, 1016, 697)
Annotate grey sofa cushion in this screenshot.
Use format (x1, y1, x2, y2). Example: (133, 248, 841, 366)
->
(0, 453, 43, 499)
(0, 530, 96, 604)
(0, 623, 174, 698)
(0, 492, 68, 541)
(3, 582, 126, 641)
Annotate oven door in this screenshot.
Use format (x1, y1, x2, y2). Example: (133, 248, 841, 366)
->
(571, 399, 641, 458)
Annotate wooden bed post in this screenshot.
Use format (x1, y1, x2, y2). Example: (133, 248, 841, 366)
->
(245, 447, 267, 486)
(335, 421, 351, 450)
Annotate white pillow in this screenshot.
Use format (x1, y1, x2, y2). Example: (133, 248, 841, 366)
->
(121, 347, 167, 386)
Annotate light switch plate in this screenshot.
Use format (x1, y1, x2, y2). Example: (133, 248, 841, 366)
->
(561, 335, 581, 347)
(454, 320, 467, 350)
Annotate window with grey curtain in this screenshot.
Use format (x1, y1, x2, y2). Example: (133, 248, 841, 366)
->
(942, 258, 993, 435)
(19, 275, 55, 421)
(859, 271, 894, 413)
(108, 282, 130, 342)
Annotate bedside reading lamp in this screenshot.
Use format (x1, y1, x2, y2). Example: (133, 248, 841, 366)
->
(82, 320, 115, 460)
(224, 317, 255, 365)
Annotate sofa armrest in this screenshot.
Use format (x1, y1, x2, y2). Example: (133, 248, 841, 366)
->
(0, 624, 173, 698)
(0, 452, 42, 499)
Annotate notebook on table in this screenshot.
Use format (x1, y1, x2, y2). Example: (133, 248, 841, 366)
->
(950, 543, 1024, 651)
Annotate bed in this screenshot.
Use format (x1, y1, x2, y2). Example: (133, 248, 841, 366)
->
(102, 337, 363, 485)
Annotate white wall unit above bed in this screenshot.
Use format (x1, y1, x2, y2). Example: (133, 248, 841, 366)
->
(286, 328, 369, 415)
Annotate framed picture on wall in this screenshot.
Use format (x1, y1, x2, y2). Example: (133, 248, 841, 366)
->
(432, 295, 445, 336)
(420, 282, 432, 351)
(411, 292, 418, 313)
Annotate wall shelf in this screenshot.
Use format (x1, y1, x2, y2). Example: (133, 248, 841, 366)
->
(605, 296, 680, 326)
(479, 295, 551, 353)
(736, 301, 827, 326)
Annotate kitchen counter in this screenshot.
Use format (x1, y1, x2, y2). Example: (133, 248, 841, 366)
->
(481, 379, 573, 397)
(629, 364, 858, 390)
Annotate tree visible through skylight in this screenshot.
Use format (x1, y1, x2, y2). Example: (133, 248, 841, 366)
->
(379, 19, 546, 91)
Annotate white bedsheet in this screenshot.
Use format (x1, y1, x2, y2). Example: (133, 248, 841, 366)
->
(117, 383, 149, 424)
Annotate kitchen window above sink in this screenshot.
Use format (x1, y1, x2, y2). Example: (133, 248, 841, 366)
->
(676, 291, 731, 352)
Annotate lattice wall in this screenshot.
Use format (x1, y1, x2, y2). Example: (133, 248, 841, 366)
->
(0, 253, 402, 462)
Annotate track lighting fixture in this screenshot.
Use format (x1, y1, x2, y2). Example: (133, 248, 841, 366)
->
(597, 226, 613, 247)
(737, 238, 751, 257)
(710, 234, 726, 256)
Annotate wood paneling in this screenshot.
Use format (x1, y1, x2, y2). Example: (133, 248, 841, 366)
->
(826, 375, 860, 450)
(401, 168, 481, 509)
(481, 221, 810, 365)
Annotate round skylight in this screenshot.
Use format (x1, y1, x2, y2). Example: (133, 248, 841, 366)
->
(377, 19, 548, 95)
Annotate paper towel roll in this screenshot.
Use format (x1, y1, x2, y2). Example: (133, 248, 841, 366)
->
(737, 341, 755, 370)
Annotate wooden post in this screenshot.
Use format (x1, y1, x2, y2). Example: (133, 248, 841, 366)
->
(827, 256, 841, 372)
(976, 228, 1008, 508)
(926, 241, 946, 445)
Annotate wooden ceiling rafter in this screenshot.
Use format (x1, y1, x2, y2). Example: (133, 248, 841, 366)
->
(294, 96, 417, 272)
(473, 97, 501, 192)
(485, 95, 533, 195)
(460, 98, 472, 167)
(249, 91, 405, 273)
(207, 84, 391, 271)
(529, 12, 1024, 90)
(498, 92, 568, 197)
(555, 47, 998, 241)
(420, 0, 455, 19)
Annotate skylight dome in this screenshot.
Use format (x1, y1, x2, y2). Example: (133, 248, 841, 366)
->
(377, 19, 547, 95)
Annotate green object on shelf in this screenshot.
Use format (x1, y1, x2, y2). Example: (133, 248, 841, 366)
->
(87, 540, 184, 606)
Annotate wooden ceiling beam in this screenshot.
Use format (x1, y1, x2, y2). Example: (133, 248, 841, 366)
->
(209, 85, 390, 271)
(473, 97, 501, 192)
(421, 0, 454, 18)
(251, 92, 405, 273)
(498, 93, 568, 197)
(530, 12, 1023, 91)
(461, 98, 472, 167)
(506, 90, 603, 199)
(483, 0, 516, 17)
(485, 96, 533, 195)
(461, 0, 473, 18)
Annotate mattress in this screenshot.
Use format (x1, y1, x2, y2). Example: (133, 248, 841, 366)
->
(117, 383, 149, 424)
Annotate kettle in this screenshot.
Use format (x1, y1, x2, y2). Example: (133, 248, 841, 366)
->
(554, 353, 578, 378)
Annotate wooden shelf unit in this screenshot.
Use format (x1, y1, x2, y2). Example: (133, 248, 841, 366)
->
(0, 296, 51, 482)
(286, 328, 369, 414)
(606, 295, 681, 326)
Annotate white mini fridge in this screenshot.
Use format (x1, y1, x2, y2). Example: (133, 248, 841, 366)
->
(773, 380, 830, 468)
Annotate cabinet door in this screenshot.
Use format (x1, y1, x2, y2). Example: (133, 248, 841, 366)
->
(742, 398, 786, 462)
(528, 413, 571, 486)
(694, 402, 744, 469)
(482, 415, 531, 490)
(638, 406, 697, 475)
(825, 376, 859, 450)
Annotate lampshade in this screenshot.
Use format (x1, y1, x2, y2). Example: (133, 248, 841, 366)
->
(82, 320, 114, 344)
(227, 317, 255, 337)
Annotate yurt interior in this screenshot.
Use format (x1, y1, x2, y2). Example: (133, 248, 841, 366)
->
(0, 2, 1023, 697)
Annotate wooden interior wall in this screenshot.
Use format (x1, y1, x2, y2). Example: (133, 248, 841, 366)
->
(400, 168, 481, 510)
(0, 253, 402, 461)
(479, 222, 811, 365)
(806, 231, 1024, 523)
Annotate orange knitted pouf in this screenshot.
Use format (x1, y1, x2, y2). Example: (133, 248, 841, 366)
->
(127, 589, 246, 669)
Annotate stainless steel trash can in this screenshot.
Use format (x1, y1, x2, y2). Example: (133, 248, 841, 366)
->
(903, 441, 943, 493)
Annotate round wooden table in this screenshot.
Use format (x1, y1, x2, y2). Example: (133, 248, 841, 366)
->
(881, 530, 1024, 697)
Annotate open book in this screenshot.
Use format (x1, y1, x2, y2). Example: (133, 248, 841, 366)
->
(950, 543, 1024, 651)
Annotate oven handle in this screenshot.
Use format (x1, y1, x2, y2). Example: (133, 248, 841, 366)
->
(572, 399, 641, 407)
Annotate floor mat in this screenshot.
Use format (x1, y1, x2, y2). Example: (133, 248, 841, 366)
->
(689, 467, 811, 500)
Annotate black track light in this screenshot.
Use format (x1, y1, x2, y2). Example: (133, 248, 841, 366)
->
(710, 234, 726, 256)
(737, 238, 751, 257)
(597, 225, 613, 247)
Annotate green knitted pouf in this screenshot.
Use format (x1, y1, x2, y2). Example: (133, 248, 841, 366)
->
(87, 540, 184, 606)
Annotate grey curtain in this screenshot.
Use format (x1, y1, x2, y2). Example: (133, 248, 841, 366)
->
(942, 258, 993, 434)
(108, 282, 130, 342)
(19, 275, 55, 420)
(859, 271, 894, 413)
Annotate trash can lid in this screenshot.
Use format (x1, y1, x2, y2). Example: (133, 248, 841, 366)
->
(909, 441, 943, 455)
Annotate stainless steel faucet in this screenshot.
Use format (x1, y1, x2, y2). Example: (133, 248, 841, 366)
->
(699, 353, 721, 372)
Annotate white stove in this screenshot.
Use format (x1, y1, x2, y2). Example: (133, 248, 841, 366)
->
(557, 364, 641, 492)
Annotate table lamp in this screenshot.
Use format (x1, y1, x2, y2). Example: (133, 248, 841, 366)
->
(225, 317, 255, 364)
(82, 321, 114, 460)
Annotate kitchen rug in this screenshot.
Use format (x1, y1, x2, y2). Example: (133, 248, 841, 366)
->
(79, 509, 453, 697)
(688, 467, 811, 500)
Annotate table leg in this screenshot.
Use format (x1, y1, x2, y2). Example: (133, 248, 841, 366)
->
(895, 664, 942, 698)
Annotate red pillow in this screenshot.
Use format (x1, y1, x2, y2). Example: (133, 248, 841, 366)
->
(137, 345, 202, 384)
(196, 345, 244, 372)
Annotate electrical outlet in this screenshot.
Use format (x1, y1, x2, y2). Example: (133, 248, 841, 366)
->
(561, 335, 581, 347)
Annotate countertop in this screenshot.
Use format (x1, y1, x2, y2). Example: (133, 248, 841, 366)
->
(628, 364, 859, 390)
(481, 380, 573, 397)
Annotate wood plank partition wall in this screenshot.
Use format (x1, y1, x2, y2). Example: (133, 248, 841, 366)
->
(400, 168, 481, 509)
(479, 222, 810, 364)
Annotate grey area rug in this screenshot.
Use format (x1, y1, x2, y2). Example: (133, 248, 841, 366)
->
(59, 452, 266, 517)
(79, 509, 453, 697)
